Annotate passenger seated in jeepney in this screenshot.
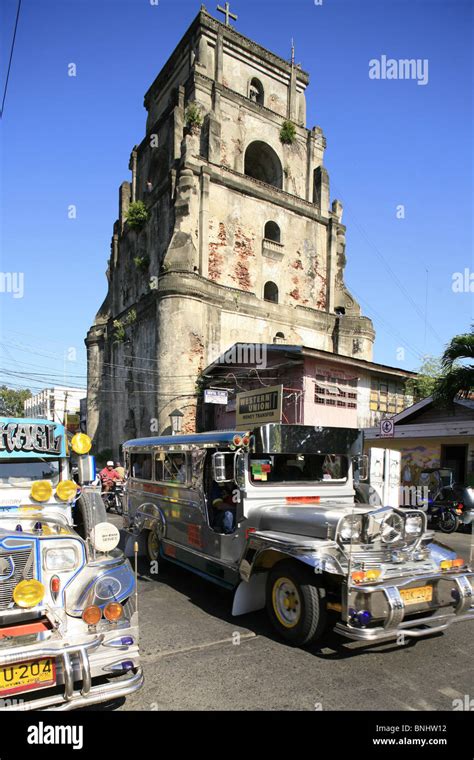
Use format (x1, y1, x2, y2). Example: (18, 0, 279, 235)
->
(210, 481, 236, 534)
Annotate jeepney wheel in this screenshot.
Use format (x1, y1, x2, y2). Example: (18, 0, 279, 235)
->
(266, 561, 327, 647)
(146, 529, 160, 562)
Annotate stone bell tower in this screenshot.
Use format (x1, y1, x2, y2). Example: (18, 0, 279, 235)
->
(85, 4, 375, 452)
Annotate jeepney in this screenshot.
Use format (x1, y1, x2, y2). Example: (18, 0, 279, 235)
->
(123, 424, 474, 646)
(0, 417, 142, 709)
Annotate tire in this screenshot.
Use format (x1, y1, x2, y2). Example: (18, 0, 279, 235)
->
(266, 560, 327, 646)
(355, 483, 382, 506)
(75, 488, 108, 540)
(439, 511, 459, 534)
(145, 529, 160, 562)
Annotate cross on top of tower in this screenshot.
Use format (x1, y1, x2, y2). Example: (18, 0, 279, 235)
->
(216, 2, 238, 26)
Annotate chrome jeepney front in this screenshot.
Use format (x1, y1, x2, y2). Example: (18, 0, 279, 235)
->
(0, 609, 142, 710)
(0, 514, 143, 710)
(337, 570, 474, 642)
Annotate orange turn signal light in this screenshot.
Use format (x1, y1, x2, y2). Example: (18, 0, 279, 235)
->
(440, 558, 465, 571)
(104, 602, 123, 622)
(82, 605, 102, 625)
(351, 569, 381, 584)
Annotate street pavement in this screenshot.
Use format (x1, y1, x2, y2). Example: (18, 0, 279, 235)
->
(105, 515, 473, 711)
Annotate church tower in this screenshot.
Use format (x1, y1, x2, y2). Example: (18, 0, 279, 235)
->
(86, 5, 375, 449)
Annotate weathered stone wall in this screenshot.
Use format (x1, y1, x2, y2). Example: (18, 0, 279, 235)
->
(86, 8, 376, 453)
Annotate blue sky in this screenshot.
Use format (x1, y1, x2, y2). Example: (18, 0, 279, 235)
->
(1, 0, 472, 394)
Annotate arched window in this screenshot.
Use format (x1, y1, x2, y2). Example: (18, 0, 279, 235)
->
(264, 221, 281, 243)
(249, 78, 264, 106)
(264, 281, 279, 303)
(244, 141, 283, 189)
(273, 332, 285, 344)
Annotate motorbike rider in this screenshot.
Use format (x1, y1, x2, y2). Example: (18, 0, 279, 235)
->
(99, 461, 121, 492)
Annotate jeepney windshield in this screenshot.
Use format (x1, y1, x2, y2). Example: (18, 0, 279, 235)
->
(249, 453, 348, 484)
(0, 458, 61, 486)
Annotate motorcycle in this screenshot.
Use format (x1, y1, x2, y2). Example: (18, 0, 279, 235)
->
(421, 467, 471, 533)
(101, 481, 124, 514)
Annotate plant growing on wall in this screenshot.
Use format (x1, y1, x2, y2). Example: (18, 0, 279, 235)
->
(113, 309, 137, 343)
(133, 254, 150, 272)
(126, 200, 149, 230)
(280, 120, 296, 145)
(185, 102, 203, 129)
(113, 319, 126, 343)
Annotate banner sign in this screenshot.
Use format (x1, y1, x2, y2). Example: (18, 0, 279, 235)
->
(236, 385, 283, 426)
(0, 419, 66, 458)
(204, 389, 228, 405)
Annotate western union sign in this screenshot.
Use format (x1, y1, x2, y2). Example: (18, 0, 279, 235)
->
(236, 385, 283, 426)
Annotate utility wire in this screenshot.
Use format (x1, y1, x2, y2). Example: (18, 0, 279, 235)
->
(1, 0, 22, 118)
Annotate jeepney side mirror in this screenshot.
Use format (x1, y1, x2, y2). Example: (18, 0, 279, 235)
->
(353, 454, 369, 483)
(77, 455, 97, 485)
(212, 452, 233, 483)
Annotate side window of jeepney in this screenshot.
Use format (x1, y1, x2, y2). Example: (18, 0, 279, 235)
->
(155, 452, 188, 484)
(130, 453, 152, 480)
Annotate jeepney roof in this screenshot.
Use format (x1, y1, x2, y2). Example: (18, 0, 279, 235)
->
(123, 424, 363, 454)
(123, 430, 249, 450)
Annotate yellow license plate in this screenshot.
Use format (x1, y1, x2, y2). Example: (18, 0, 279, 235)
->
(0, 658, 56, 697)
(400, 585, 433, 605)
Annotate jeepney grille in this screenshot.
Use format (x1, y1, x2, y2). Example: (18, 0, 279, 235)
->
(350, 550, 435, 577)
(0, 549, 35, 611)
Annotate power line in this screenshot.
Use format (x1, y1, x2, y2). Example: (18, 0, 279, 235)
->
(1, 0, 22, 118)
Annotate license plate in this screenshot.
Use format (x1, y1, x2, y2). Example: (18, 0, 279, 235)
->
(0, 658, 56, 696)
(400, 585, 433, 605)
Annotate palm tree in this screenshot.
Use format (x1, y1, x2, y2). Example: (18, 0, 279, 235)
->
(432, 326, 474, 405)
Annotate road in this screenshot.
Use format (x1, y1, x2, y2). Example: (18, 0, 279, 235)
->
(107, 517, 473, 711)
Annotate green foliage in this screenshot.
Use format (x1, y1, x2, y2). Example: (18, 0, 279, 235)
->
(0, 385, 32, 417)
(133, 255, 150, 272)
(126, 201, 149, 230)
(280, 120, 296, 145)
(406, 356, 445, 403)
(185, 102, 203, 128)
(432, 327, 474, 406)
(113, 309, 137, 343)
(113, 320, 126, 343)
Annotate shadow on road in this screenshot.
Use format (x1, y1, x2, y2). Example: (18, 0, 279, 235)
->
(135, 556, 446, 661)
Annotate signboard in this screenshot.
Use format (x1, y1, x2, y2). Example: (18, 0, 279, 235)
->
(204, 389, 228, 405)
(236, 385, 283, 427)
(380, 418, 395, 438)
(0, 419, 66, 459)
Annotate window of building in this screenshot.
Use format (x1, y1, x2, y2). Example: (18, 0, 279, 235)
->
(370, 379, 406, 413)
(314, 373, 359, 409)
(264, 281, 279, 303)
(244, 141, 283, 189)
(249, 78, 264, 105)
(273, 332, 285, 344)
(264, 221, 281, 243)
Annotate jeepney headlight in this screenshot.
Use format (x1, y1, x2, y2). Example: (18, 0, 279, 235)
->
(405, 512, 424, 537)
(56, 479, 78, 501)
(339, 514, 363, 543)
(44, 547, 78, 572)
(30, 480, 53, 502)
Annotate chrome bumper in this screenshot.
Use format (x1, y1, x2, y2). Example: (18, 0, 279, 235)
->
(337, 571, 474, 643)
(0, 632, 143, 711)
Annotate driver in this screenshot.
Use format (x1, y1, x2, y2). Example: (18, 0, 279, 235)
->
(99, 461, 121, 492)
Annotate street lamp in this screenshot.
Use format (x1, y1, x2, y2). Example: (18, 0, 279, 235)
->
(169, 408, 184, 435)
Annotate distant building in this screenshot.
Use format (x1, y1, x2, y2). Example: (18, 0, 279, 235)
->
(200, 342, 415, 431)
(24, 386, 86, 429)
(364, 397, 474, 486)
